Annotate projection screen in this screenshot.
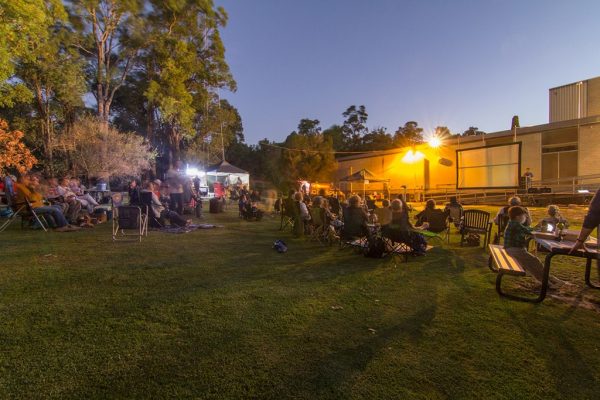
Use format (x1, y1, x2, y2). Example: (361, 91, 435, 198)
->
(456, 142, 521, 189)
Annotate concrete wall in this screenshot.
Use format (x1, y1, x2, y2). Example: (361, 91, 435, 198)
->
(579, 123, 600, 176)
(587, 77, 600, 118)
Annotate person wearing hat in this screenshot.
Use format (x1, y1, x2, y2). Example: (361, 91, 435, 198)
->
(494, 196, 531, 227)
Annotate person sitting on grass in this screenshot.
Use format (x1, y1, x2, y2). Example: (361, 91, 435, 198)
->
(495, 196, 531, 227)
(142, 182, 190, 227)
(14, 175, 80, 232)
(503, 206, 563, 289)
(535, 205, 569, 232)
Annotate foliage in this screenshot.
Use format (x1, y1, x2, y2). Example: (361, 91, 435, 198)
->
(0, 119, 38, 175)
(361, 127, 395, 151)
(393, 121, 424, 148)
(341, 105, 368, 151)
(58, 116, 155, 178)
(511, 115, 520, 129)
(462, 126, 486, 136)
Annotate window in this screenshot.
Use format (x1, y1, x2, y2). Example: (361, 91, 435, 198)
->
(541, 127, 578, 180)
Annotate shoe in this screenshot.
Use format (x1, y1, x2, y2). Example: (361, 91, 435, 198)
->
(67, 224, 82, 231)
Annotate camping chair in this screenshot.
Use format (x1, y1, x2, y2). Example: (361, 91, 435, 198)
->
(279, 197, 295, 232)
(0, 197, 50, 232)
(493, 214, 510, 245)
(446, 203, 463, 230)
(139, 191, 163, 228)
(112, 192, 148, 241)
(418, 209, 450, 244)
(380, 229, 414, 262)
(309, 207, 327, 244)
(460, 209, 493, 249)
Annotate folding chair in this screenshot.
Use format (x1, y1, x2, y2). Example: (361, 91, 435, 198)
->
(446, 204, 463, 231)
(460, 209, 493, 249)
(279, 198, 296, 232)
(139, 191, 163, 228)
(1, 197, 50, 232)
(493, 214, 509, 245)
(309, 207, 327, 245)
(112, 193, 148, 242)
(419, 209, 450, 244)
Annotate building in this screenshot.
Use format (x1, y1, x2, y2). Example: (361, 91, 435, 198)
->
(335, 77, 600, 198)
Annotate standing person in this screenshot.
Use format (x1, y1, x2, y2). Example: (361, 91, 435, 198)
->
(166, 160, 185, 215)
(523, 168, 534, 189)
(571, 188, 600, 253)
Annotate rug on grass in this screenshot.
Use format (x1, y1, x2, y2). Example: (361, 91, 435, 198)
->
(159, 224, 222, 234)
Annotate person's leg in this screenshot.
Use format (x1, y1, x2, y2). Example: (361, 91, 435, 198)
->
(81, 193, 99, 207)
(35, 206, 68, 227)
(176, 193, 184, 215)
(505, 247, 546, 283)
(66, 201, 82, 223)
(164, 210, 188, 226)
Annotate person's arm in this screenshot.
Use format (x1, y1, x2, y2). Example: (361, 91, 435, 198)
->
(570, 189, 600, 253)
(494, 209, 502, 225)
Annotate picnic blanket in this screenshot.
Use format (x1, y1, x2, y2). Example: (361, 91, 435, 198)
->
(159, 224, 222, 234)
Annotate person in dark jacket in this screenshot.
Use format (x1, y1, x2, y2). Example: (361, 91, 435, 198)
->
(571, 189, 600, 253)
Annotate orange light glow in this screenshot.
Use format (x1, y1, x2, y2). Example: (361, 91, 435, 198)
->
(402, 149, 425, 163)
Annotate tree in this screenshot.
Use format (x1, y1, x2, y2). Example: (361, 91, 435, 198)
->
(322, 124, 344, 151)
(68, 0, 145, 124)
(0, 0, 55, 107)
(511, 115, 520, 129)
(360, 127, 394, 151)
(462, 126, 485, 136)
(341, 105, 368, 150)
(394, 121, 424, 147)
(297, 118, 321, 136)
(58, 116, 155, 179)
(142, 0, 236, 163)
(0, 119, 38, 175)
(16, 2, 86, 175)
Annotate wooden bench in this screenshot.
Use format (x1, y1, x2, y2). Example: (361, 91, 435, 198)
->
(488, 244, 548, 303)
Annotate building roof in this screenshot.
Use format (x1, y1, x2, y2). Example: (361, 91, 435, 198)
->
(207, 160, 248, 174)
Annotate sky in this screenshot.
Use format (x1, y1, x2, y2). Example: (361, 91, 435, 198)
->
(216, 0, 600, 144)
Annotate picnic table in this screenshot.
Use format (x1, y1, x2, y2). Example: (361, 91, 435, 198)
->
(531, 231, 599, 302)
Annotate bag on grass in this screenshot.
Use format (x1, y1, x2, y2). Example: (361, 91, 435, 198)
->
(466, 233, 481, 247)
(364, 236, 386, 258)
(408, 232, 428, 255)
(273, 239, 288, 253)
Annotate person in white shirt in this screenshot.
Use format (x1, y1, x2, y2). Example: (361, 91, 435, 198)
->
(142, 182, 190, 227)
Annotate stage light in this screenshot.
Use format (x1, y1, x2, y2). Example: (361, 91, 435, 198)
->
(402, 149, 425, 163)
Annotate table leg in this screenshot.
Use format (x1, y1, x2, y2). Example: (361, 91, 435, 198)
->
(584, 257, 600, 289)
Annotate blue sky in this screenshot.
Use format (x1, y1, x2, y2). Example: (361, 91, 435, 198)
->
(216, 0, 600, 144)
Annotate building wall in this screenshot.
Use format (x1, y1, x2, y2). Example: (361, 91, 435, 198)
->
(579, 123, 600, 175)
(587, 78, 600, 118)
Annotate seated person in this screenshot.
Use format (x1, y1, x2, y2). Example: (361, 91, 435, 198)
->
(56, 178, 85, 222)
(495, 196, 531, 227)
(535, 205, 569, 232)
(373, 199, 392, 227)
(142, 182, 190, 227)
(14, 174, 79, 231)
(41, 177, 69, 215)
(365, 194, 377, 210)
(128, 179, 141, 205)
(444, 196, 464, 228)
(293, 192, 311, 236)
(341, 195, 370, 240)
(69, 178, 99, 212)
(382, 199, 427, 255)
(504, 206, 563, 289)
(415, 199, 449, 233)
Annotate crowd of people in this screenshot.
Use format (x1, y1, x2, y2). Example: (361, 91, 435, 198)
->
(1, 173, 102, 231)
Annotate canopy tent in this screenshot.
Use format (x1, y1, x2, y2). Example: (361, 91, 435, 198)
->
(339, 168, 390, 198)
(206, 160, 250, 189)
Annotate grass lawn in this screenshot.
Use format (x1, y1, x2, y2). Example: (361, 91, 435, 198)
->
(2, 204, 600, 399)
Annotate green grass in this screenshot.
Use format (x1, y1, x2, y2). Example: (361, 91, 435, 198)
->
(1, 204, 600, 399)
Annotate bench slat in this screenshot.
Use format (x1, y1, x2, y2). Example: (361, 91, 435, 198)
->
(489, 245, 526, 276)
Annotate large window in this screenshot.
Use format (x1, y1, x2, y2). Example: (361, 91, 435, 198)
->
(541, 128, 578, 181)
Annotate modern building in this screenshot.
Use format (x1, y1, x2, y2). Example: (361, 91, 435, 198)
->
(335, 76, 600, 198)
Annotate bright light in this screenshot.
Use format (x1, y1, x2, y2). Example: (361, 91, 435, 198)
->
(186, 167, 205, 177)
(428, 136, 442, 148)
(402, 149, 425, 163)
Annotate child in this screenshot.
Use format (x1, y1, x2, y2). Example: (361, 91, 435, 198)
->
(536, 204, 569, 232)
(504, 206, 563, 289)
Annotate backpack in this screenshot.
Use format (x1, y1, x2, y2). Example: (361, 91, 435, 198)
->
(273, 239, 288, 253)
(408, 232, 428, 255)
(466, 233, 481, 247)
(364, 236, 386, 258)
